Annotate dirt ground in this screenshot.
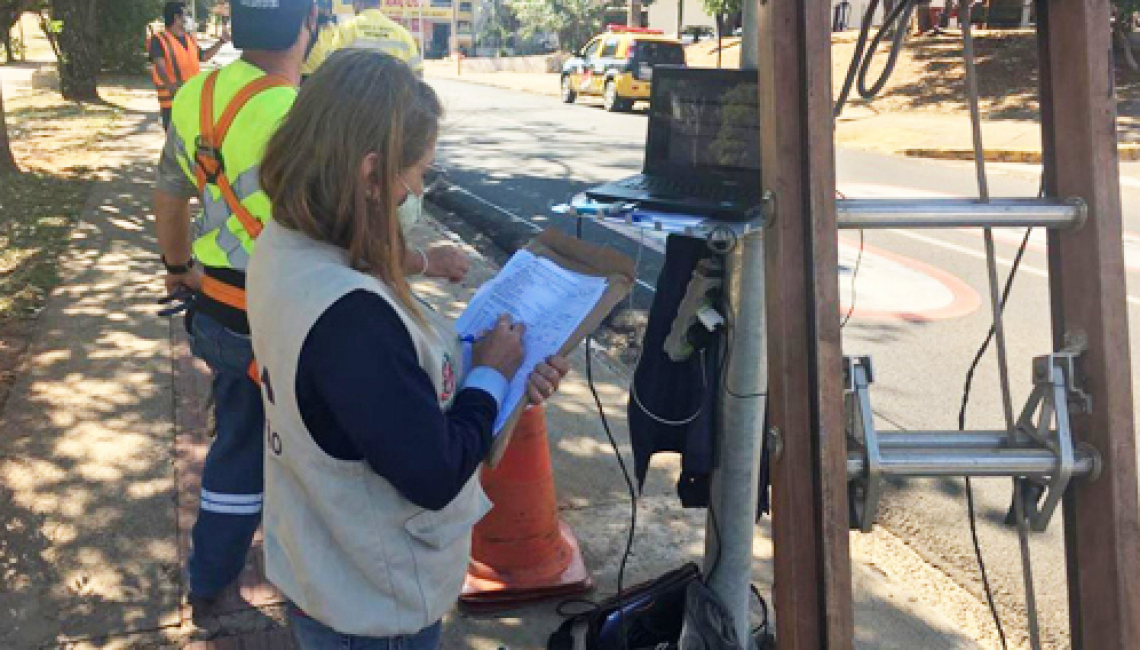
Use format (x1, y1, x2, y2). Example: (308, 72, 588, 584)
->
(1, 39, 156, 422)
(687, 30, 1140, 130)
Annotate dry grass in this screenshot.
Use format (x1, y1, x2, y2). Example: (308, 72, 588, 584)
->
(687, 30, 1140, 123)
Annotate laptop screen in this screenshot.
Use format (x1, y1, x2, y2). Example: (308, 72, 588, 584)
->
(645, 67, 761, 176)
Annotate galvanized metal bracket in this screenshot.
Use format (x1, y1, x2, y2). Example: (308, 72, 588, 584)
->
(844, 356, 879, 533)
(1014, 347, 1094, 531)
(844, 349, 1098, 533)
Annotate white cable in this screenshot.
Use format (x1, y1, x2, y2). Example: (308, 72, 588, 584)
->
(630, 348, 707, 426)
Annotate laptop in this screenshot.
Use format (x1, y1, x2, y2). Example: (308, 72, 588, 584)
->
(586, 66, 763, 221)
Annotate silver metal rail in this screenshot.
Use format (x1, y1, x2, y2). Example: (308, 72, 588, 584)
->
(846, 447, 1099, 479)
(837, 198, 1086, 230)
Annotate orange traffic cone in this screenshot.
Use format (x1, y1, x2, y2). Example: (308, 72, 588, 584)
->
(460, 405, 593, 612)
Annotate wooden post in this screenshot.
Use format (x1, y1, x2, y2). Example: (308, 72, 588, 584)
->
(756, 0, 854, 646)
(1038, 0, 1140, 647)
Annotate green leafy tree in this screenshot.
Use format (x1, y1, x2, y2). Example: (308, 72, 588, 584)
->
(511, 0, 606, 53)
(98, 0, 163, 73)
(701, 0, 739, 67)
(480, 0, 520, 54)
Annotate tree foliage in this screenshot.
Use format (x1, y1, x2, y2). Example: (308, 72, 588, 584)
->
(700, 0, 740, 23)
(510, 0, 606, 53)
(98, 0, 163, 73)
(479, 0, 520, 54)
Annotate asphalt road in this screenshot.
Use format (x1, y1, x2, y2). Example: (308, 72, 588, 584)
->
(428, 76, 1140, 648)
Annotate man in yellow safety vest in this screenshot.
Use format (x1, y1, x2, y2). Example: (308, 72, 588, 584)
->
(303, 0, 424, 77)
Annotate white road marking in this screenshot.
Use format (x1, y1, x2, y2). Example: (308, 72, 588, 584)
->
(888, 229, 1140, 308)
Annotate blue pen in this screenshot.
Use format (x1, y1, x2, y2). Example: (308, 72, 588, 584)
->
(459, 334, 483, 344)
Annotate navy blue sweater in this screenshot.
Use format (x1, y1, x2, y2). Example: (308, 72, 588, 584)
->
(295, 290, 505, 511)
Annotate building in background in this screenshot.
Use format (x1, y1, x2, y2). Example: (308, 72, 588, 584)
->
(647, 0, 893, 37)
(331, 0, 473, 57)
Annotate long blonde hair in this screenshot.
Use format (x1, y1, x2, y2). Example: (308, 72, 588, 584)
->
(261, 50, 442, 320)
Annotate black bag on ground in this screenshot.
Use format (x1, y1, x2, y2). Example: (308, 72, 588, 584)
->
(548, 563, 701, 650)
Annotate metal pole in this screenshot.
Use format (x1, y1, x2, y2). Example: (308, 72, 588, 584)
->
(836, 197, 1085, 230)
(418, 0, 425, 58)
(741, 0, 757, 69)
(704, 232, 766, 645)
(699, 3, 763, 643)
(846, 448, 1099, 479)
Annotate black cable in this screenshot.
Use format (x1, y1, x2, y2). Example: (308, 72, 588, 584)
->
(840, 229, 865, 329)
(750, 584, 771, 649)
(957, 226, 1034, 650)
(586, 335, 639, 650)
(834, 0, 918, 118)
(574, 216, 637, 648)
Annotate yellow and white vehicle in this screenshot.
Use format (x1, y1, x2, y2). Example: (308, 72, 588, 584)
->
(560, 25, 686, 112)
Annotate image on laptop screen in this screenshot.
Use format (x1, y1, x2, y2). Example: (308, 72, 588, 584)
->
(649, 70, 761, 174)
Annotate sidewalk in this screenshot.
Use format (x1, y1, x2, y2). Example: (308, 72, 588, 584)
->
(0, 82, 1003, 649)
(424, 62, 1140, 164)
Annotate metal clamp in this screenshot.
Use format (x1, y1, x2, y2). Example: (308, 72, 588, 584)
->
(844, 351, 1099, 533)
(1014, 347, 1094, 531)
(845, 356, 880, 533)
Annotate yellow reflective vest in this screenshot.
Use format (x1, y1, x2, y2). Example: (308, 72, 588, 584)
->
(170, 60, 297, 271)
(303, 8, 424, 76)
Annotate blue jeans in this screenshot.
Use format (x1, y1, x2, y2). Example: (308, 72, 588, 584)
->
(288, 603, 443, 650)
(186, 310, 265, 597)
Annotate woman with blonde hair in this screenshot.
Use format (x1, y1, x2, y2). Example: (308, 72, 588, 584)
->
(248, 50, 568, 649)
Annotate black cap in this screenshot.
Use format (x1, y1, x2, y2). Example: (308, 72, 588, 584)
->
(232, 0, 315, 52)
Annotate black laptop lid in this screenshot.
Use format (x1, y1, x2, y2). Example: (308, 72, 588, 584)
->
(643, 66, 761, 180)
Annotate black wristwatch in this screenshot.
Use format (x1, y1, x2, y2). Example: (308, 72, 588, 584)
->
(161, 254, 196, 275)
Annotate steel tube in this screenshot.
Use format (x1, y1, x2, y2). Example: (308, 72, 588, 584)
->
(705, 231, 765, 644)
(847, 448, 1098, 479)
(877, 431, 1029, 449)
(837, 198, 1085, 230)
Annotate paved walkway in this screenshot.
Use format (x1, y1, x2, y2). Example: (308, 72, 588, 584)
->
(0, 74, 1005, 648)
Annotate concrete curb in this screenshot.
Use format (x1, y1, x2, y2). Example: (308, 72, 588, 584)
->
(903, 144, 1140, 163)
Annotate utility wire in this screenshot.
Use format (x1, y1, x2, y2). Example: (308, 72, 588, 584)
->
(960, 1, 1042, 647)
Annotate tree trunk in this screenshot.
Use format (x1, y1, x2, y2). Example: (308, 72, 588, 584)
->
(51, 0, 100, 102)
(2, 9, 17, 63)
(1116, 22, 1139, 72)
(0, 83, 19, 175)
(715, 14, 723, 68)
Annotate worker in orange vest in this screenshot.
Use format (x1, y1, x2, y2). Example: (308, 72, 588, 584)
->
(149, 2, 229, 131)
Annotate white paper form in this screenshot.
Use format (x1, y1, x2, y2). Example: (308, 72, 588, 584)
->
(456, 249, 608, 433)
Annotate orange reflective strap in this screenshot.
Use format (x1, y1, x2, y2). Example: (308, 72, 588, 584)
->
(193, 71, 290, 242)
(200, 275, 247, 311)
(194, 70, 221, 190)
(247, 360, 260, 385)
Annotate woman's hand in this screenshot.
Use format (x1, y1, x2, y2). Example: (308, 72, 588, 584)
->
(472, 314, 525, 379)
(527, 355, 570, 405)
(423, 243, 470, 282)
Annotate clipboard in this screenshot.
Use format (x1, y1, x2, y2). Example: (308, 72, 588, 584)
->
(487, 228, 636, 466)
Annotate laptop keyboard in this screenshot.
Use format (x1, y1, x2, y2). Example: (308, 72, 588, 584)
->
(618, 175, 743, 203)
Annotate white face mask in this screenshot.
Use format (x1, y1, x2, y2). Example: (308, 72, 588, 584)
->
(397, 178, 423, 231)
